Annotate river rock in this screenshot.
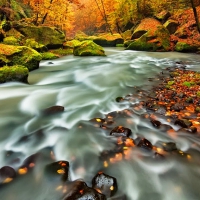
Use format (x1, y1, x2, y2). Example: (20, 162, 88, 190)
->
(128, 18, 170, 51)
(63, 180, 106, 200)
(73, 40, 105, 56)
(45, 161, 69, 182)
(13, 23, 65, 49)
(42, 105, 64, 115)
(175, 41, 198, 52)
(110, 126, 132, 137)
(174, 119, 192, 128)
(0, 166, 16, 184)
(0, 65, 29, 83)
(137, 138, 153, 150)
(162, 142, 177, 152)
(92, 172, 118, 197)
(154, 11, 171, 23)
(0, 43, 42, 71)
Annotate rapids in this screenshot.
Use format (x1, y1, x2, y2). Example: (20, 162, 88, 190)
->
(0, 48, 200, 200)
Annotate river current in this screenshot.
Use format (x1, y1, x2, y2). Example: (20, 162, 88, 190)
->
(0, 48, 200, 200)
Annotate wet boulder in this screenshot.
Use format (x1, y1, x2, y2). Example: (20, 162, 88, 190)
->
(73, 40, 105, 56)
(41, 105, 64, 116)
(174, 119, 192, 128)
(63, 39, 81, 54)
(136, 138, 153, 150)
(0, 65, 29, 83)
(110, 126, 132, 137)
(161, 142, 177, 152)
(0, 166, 16, 184)
(92, 172, 118, 197)
(128, 18, 170, 51)
(63, 180, 106, 200)
(45, 161, 69, 182)
(0, 43, 42, 71)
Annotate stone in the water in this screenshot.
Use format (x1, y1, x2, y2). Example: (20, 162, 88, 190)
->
(174, 119, 192, 128)
(116, 97, 124, 102)
(170, 103, 184, 112)
(162, 142, 177, 152)
(63, 180, 106, 200)
(110, 126, 132, 137)
(154, 152, 165, 159)
(42, 105, 64, 115)
(150, 119, 161, 128)
(92, 172, 118, 197)
(0, 166, 16, 184)
(20, 153, 39, 169)
(137, 138, 153, 150)
(45, 160, 69, 182)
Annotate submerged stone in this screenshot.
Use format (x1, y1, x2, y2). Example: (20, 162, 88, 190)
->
(73, 40, 105, 56)
(92, 172, 118, 197)
(45, 161, 69, 182)
(42, 105, 64, 115)
(162, 142, 177, 152)
(174, 119, 192, 128)
(0, 166, 16, 184)
(137, 138, 153, 150)
(110, 126, 132, 137)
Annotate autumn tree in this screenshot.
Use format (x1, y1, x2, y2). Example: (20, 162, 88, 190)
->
(22, 0, 81, 33)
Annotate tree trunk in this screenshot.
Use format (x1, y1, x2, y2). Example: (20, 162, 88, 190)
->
(190, 0, 200, 33)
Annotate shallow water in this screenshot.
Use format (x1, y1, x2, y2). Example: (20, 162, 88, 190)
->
(0, 48, 200, 200)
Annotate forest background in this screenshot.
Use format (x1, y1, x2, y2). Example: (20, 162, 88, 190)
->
(1, 0, 200, 37)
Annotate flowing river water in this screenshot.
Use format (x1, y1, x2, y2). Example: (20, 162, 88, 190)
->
(0, 48, 200, 200)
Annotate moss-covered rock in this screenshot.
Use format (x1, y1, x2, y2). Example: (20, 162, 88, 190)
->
(163, 19, 179, 34)
(73, 40, 105, 56)
(13, 23, 65, 49)
(0, 65, 29, 83)
(63, 39, 81, 54)
(154, 11, 171, 23)
(50, 48, 73, 56)
(126, 35, 158, 51)
(3, 36, 19, 45)
(41, 52, 59, 60)
(0, 43, 42, 71)
(175, 42, 198, 52)
(128, 18, 170, 51)
(5, 28, 24, 40)
(25, 38, 48, 52)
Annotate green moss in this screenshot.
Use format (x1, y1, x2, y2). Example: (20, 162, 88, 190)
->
(25, 39, 48, 52)
(195, 107, 200, 113)
(126, 35, 158, 51)
(0, 65, 29, 83)
(196, 91, 200, 97)
(175, 42, 197, 52)
(73, 40, 105, 56)
(50, 48, 73, 56)
(183, 81, 191, 87)
(3, 36, 19, 45)
(116, 44, 124, 47)
(0, 44, 42, 71)
(41, 52, 59, 60)
(167, 81, 175, 86)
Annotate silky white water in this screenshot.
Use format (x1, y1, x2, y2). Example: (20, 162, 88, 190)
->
(0, 48, 200, 200)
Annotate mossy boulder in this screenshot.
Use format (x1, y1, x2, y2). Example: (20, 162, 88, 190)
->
(25, 38, 48, 52)
(63, 39, 81, 54)
(3, 36, 19, 45)
(41, 52, 59, 60)
(93, 33, 124, 47)
(0, 43, 42, 71)
(175, 42, 198, 52)
(73, 40, 105, 56)
(163, 19, 179, 34)
(5, 28, 24, 40)
(74, 32, 124, 47)
(128, 19, 170, 51)
(13, 23, 65, 49)
(0, 65, 29, 83)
